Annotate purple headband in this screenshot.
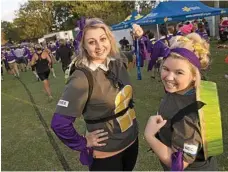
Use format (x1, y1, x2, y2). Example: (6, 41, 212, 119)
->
(166, 48, 201, 70)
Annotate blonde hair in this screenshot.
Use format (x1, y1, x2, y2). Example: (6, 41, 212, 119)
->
(75, 18, 120, 66)
(165, 33, 210, 88)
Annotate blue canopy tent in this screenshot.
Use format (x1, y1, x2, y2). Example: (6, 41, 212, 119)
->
(136, 1, 222, 26)
(111, 11, 143, 30)
(220, 8, 228, 15)
(111, 11, 144, 80)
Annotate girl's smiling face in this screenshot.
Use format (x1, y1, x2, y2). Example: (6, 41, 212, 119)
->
(161, 57, 196, 95)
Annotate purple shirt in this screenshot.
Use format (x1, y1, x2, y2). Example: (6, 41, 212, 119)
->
(5, 51, 16, 62)
(196, 30, 209, 42)
(147, 38, 156, 54)
(73, 40, 80, 52)
(56, 41, 60, 49)
(133, 36, 150, 67)
(147, 39, 170, 71)
(176, 31, 183, 36)
(23, 47, 32, 60)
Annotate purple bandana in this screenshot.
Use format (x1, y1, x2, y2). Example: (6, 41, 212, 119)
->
(166, 48, 201, 70)
(76, 18, 104, 43)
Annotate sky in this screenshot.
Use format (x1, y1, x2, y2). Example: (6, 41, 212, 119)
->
(1, 0, 27, 22)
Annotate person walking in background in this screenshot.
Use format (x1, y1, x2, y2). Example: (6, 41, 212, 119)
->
(1, 49, 11, 74)
(119, 37, 130, 50)
(147, 24, 170, 79)
(202, 18, 210, 37)
(167, 25, 175, 38)
(56, 39, 73, 73)
(14, 46, 27, 72)
(196, 22, 209, 42)
(31, 45, 53, 101)
(43, 44, 57, 78)
(30, 47, 40, 81)
(5, 48, 20, 78)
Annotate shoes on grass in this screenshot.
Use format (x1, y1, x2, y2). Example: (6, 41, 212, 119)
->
(225, 74, 228, 79)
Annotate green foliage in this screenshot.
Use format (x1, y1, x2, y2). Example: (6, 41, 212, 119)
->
(67, 1, 135, 25)
(1, 1, 135, 41)
(13, 1, 54, 41)
(1, 21, 20, 42)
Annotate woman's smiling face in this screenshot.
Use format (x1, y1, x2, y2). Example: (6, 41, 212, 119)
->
(84, 27, 111, 63)
(161, 57, 196, 95)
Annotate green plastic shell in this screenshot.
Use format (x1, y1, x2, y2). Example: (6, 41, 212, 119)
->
(197, 81, 223, 159)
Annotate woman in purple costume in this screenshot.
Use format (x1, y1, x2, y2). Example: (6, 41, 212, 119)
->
(23, 46, 31, 70)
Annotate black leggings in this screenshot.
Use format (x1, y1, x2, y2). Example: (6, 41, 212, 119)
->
(62, 65, 68, 73)
(90, 138, 138, 171)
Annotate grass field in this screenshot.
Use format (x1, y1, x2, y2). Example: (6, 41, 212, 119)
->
(1, 42, 228, 171)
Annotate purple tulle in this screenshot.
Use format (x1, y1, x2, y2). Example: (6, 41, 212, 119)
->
(171, 150, 183, 171)
(80, 147, 93, 166)
(76, 17, 86, 43)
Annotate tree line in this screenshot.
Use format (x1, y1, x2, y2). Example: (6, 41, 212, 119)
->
(1, 1, 155, 43)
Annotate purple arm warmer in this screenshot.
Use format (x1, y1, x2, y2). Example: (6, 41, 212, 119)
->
(171, 150, 184, 171)
(51, 113, 93, 166)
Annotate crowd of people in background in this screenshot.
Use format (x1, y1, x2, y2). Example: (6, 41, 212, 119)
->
(118, 18, 212, 80)
(1, 38, 78, 101)
(1, 38, 78, 81)
(0, 18, 213, 83)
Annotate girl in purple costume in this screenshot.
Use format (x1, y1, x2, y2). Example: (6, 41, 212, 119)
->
(133, 33, 150, 67)
(23, 46, 31, 70)
(146, 32, 156, 54)
(195, 22, 209, 43)
(146, 32, 158, 78)
(24, 46, 32, 61)
(147, 25, 170, 78)
(1, 49, 10, 73)
(5, 48, 20, 77)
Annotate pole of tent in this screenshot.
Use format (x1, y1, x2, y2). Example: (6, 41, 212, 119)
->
(136, 39, 142, 80)
(135, 4, 142, 80)
(156, 24, 160, 39)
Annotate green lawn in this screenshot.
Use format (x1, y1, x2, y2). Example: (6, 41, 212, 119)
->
(1, 42, 228, 171)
